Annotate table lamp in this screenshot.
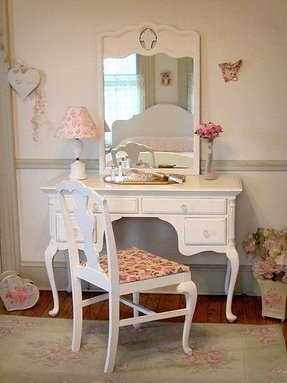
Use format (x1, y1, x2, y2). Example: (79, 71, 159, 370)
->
(56, 106, 98, 179)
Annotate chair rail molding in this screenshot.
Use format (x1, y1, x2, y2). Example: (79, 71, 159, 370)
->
(16, 158, 100, 170)
(15, 158, 287, 172)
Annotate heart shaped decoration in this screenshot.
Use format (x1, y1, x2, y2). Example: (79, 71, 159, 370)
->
(8, 67, 40, 101)
(0, 272, 39, 311)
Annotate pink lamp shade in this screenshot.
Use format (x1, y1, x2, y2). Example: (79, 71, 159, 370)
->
(104, 120, 111, 132)
(56, 106, 98, 139)
(56, 106, 98, 180)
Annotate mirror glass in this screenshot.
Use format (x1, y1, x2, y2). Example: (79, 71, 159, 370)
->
(97, 23, 200, 175)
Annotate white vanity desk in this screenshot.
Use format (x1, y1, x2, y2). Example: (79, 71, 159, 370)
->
(41, 173, 242, 322)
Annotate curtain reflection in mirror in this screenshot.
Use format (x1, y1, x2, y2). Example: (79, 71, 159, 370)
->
(178, 58, 193, 112)
(104, 54, 144, 150)
(137, 55, 155, 108)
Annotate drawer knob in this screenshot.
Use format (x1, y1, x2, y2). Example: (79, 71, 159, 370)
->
(181, 204, 187, 212)
(203, 229, 209, 238)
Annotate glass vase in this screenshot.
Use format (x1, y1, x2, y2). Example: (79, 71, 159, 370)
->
(204, 139, 217, 180)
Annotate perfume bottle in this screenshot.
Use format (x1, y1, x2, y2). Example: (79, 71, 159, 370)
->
(118, 159, 123, 180)
(111, 164, 116, 182)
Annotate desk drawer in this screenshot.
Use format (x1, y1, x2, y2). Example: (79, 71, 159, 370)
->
(142, 198, 226, 215)
(185, 218, 227, 245)
(55, 196, 138, 214)
(93, 197, 138, 214)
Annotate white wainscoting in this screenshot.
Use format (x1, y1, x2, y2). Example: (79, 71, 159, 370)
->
(21, 261, 259, 296)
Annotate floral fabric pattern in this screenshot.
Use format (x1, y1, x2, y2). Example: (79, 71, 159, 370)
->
(98, 247, 190, 283)
(56, 106, 98, 139)
(0, 273, 39, 311)
(263, 287, 284, 309)
(257, 279, 287, 320)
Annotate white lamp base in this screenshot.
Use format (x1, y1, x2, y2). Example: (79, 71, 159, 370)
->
(69, 159, 87, 180)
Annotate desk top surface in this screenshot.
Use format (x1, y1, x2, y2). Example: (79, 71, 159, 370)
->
(41, 174, 242, 195)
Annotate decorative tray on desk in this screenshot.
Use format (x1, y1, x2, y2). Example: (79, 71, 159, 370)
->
(104, 170, 186, 185)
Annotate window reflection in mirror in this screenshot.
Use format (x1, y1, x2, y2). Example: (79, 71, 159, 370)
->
(104, 54, 144, 151)
(104, 54, 194, 167)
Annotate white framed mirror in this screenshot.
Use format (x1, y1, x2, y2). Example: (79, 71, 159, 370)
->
(97, 22, 200, 175)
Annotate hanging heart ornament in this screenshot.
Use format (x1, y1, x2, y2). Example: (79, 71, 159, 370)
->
(8, 65, 40, 101)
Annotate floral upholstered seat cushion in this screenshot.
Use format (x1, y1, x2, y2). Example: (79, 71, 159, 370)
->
(99, 247, 190, 284)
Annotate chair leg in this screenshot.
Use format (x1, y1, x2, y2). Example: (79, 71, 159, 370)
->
(132, 292, 139, 315)
(104, 294, 120, 373)
(71, 276, 83, 352)
(132, 292, 140, 329)
(177, 280, 198, 355)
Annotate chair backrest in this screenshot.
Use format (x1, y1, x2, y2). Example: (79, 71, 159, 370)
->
(56, 180, 119, 290)
(111, 141, 156, 167)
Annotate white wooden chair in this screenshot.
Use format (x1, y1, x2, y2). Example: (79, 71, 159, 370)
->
(56, 180, 197, 373)
(111, 141, 156, 167)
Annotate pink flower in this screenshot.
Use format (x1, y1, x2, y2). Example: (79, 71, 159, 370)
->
(239, 328, 252, 335)
(0, 327, 13, 335)
(205, 350, 221, 364)
(252, 257, 279, 280)
(258, 328, 276, 336)
(243, 227, 287, 282)
(263, 288, 284, 308)
(261, 337, 275, 344)
(44, 344, 64, 354)
(6, 286, 29, 303)
(269, 366, 283, 375)
(195, 122, 223, 140)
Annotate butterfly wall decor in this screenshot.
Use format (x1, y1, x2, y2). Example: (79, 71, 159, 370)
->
(219, 59, 243, 82)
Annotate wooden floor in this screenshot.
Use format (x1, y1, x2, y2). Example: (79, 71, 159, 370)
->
(1, 290, 286, 346)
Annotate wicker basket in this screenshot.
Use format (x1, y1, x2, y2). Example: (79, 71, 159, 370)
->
(257, 279, 287, 321)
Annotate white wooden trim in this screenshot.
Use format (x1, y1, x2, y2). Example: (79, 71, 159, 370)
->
(15, 158, 100, 170)
(0, 0, 21, 273)
(15, 158, 287, 172)
(214, 160, 287, 172)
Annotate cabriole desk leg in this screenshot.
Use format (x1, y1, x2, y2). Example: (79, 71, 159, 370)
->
(224, 246, 239, 323)
(44, 242, 59, 317)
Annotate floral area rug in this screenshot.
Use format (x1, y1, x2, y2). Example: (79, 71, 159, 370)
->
(0, 315, 286, 383)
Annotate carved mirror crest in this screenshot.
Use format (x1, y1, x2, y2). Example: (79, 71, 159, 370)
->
(139, 28, 157, 50)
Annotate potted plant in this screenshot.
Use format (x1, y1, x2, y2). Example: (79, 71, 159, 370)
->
(242, 227, 287, 320)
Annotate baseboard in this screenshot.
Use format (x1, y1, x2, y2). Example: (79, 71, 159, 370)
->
(20, 261, 260, 296)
